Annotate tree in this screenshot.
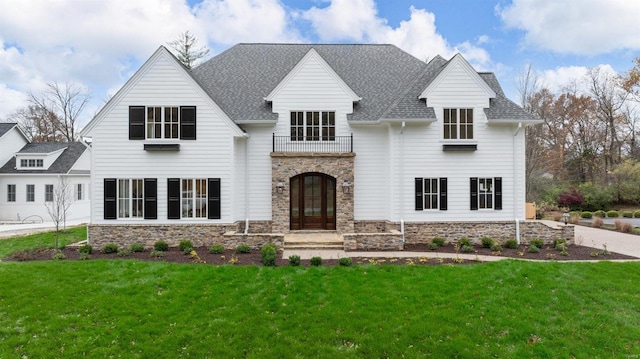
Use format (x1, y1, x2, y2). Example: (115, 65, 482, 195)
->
(167, 31, 210, 69)
(45, 176, 73, 249)
(10, 104, 65, 142)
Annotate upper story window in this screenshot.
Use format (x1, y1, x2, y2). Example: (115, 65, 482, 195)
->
(290, 111, 335, 141)
(129, 106, 196, 141)
(20, 159, 43, 168)
(443, 108, 473, 140)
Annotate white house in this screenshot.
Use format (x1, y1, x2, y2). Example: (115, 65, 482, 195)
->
(81, 44, 570, 249)
(0, 123, 91, 223)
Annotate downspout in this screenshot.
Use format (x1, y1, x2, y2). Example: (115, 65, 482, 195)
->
(244, 136, 249, 235)
(513, 122, 522, 244)
(400, 121, 406, 245)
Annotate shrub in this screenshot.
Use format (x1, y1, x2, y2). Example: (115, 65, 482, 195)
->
(428, 242, 439, 250)
(556, 188, 584, 209)
(553, 238, 567, 248)
(578, 182, 613, 211)
(528, 245, 540, 253)
(614, 219, 623, 231)
(569, 211, 581, 217)
(150, 250, 164, 258)
(504, 239, 518, 249)
(431, 237, 445, 247)
(620, 222, 633, 233)
(339, 257, 352, 266)
(607, 210, 619, 218)
(634, 210, 640, 218)
(236, 244, 251, 254)
(594, 210, 606, 218)
(117, 249, 131, 257)
(260, 244, 277, 266)
(623, 211, 634, 218)
(154, 241, 169, 252)
(209, 244, 224, 254)
(458, 237, 472, 247)
(52, 252, 66, 260)
(129, 243, 144, 252)
(481, 237, 494, 248)
(79, 252, 90, 260)
(581, 211, 592, 219)
(569, 215, 580, 225)
(78, 244, 93, 254)
(288, 255, 301, 266)
(461, 244, 475, 253)
(310, 256, 323, 266)
(490, 243, 502, 252)
(592, 217, 604, 228)
(102, 243, 119, 254)
(529, 238, 544, 249)
(555, 243, 566, 252)
(179, 240, 194, 253)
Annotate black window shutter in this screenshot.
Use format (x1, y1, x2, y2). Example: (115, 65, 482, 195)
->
(144, 178, 157, 219)
(470, 177, 478, 211)
(104, 178, 117, 219)
(415, 178, 423, 211)
(494, 177, 502, 210)
(439, 178, 448, 211)
(180, 106, 196, 140)
(167, 178, 181, 219)
(208, 178, 221, 219)
(129, 106, 145, 140)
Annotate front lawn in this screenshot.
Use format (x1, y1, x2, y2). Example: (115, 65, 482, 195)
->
(0, 226, 86, 258)
(1, 260, 639, 357)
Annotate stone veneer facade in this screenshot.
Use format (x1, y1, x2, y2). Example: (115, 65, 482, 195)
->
(271, 152, 355, 234)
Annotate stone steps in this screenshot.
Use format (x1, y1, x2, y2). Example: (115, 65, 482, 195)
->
(284, 231, 344, 250)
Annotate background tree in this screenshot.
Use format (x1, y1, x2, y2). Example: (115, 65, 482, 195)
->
(29, 82, 90, 141)
(167, 31, 210, 69)
(44, 176, 73, 249)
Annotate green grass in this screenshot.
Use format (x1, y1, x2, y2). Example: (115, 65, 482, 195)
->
(0, 226, 86, 258)
(1, 260, 640, 358)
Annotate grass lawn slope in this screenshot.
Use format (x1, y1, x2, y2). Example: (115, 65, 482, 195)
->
(1, 259, 639, 358)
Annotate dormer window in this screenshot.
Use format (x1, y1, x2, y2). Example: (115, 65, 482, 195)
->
(443, 108, 473, 140)
(20, 159, 44, 168)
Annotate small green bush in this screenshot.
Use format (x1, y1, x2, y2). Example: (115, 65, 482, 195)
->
(553, 238, 567, 248)
(179, 240, 194, 252)
(431, 237, 445, 247)
(569, 211, 581, 217)
(428, 242, 439, 250)
(594, 210, 606, 218)
(607, 210, 619, 218)
(555, 243, 566, 252)
(310, 256, 323, 266)
(461, 244, 475, 253)
(102, 243, 119, 254)
(209, 244, 224, 254)
(581, 211, 592, 219)
(260, 243, 277, 266)
(504, 239, 518, 249)
(52, 252, 66, 260)
(339, 257, 352, 266)
(490, 243, 502, 252)
(129, 243, 144, 252)
(288, 255, 301, 266)
(529, 238, 544, 249)
(79, 252, 90, 260)
(458, 237, 472, 247)
(78, 244, 93, 254)
(634, 210, 640, 218)
(236, 244, 251, 254)
(481, 237, 494, 248)
(623, 211, 633, 218)
(117, 249, 131, 257)
(154, 241, 169, 252)
(150, 250, 164, 258)
(528, 245, 540, 253)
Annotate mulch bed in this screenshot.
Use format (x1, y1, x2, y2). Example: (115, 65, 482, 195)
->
(3, 242, 636, 266)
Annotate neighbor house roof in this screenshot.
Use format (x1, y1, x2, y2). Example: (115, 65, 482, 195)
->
(0, 122, 17, 138)
(0, 142, 88, 174)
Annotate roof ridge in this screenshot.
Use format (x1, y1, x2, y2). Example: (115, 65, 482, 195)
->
(380, 64, 432, 119)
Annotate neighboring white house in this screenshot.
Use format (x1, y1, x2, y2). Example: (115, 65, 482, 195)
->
(81, 44, 570, 249)
(0, 123, 91, 222)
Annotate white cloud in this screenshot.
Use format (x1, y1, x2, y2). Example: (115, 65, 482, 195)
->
(498, 0, 640, 55)
(539, 64, 617, 93)
(0, 84, 28, 120)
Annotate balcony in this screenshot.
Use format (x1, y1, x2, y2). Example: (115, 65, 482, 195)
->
(272, 134, 353, 153)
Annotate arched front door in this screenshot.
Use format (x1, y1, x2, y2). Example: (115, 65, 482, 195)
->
(290, 173, 336, 230)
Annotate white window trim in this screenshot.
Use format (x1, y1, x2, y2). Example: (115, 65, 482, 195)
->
(181, 178, 208, 219)
(145, 106, 180, 140)
(45, 184, 54, 202)
(422, 178, 439, 210)
(290, 111, 336, 142)
(478, 177, 494, 210)
(117, 179, 144, 219)
(442, 108, 475, 142)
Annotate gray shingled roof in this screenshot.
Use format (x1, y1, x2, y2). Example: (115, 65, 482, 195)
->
(191, 43, 537, 124)
(0, 122, 17, 137)
(479, 73, 539, 123)
(0, 142, 88, 174)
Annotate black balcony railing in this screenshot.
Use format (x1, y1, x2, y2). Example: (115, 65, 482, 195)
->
(272, 133, 353, 153)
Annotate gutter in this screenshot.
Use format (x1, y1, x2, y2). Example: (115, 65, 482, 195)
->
(513, 122, 522, 244)
(244, 136, 250, 235)
(400, 121, 406, 245)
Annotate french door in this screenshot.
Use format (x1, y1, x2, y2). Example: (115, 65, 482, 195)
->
(290, 173, 336, 230)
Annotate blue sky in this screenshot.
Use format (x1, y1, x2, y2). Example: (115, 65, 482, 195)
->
(0, 0, 639, 127)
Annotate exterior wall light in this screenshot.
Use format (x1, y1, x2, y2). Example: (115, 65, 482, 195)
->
(562, 212, 570, 225)
(276, 182, 285, 194)
(342, 181, 352, 194)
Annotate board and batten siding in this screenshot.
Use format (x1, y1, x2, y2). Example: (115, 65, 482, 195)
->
(89, 54, 238, 224)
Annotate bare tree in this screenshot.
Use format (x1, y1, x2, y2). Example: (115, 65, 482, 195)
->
(45, 176, 73, 249)
(29, 82, 90, 141)
(10, 104, 65, 142)
(167, 31, 210, 69)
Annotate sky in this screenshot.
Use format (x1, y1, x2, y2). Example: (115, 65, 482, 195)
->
(0, 0, 639, 128)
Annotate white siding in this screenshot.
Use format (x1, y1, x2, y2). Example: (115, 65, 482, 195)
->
(352, 125, 390, 220)
(242, 126, 276, 220)
(89, 53, 239, 224)
(70, 148, 91, 172)
(0, 127, 28, 166)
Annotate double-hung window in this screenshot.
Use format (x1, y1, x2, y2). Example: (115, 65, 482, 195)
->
(7, 184, 16, 202)
(415, 178, 447, 211)
(146, 107, 179, 139)
(181, 179, 207, 218)
(470, 177, 502, 210)
(290, 111, 335, 141)
(45, 184, 53, 202)
(76, 184, 83, 201)
(129, 106, 196, 140)
(26, 184, 35, 202)
(104, 178, 157, 220)
(118, 179, 144, 218)
(443, 108, 473, 140)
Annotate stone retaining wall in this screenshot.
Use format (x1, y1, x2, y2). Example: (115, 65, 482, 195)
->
(354, 220, 399, 233)
(343, 231, 403, 251)
(222, 232, 284, 249)
(88, 224, 238, 249)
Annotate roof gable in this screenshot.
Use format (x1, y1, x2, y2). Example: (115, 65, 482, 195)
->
(265, 48, 361, 102)
(0, 142, 89, 174)
(0, 122, 30, 142)
(419, 53, 496, 101)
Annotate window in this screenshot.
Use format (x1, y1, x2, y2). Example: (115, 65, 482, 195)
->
(117, 179, 144, 218)
(20, 159, 43, 168)
(470, 177, 502, 210)
(129, 106, 196, 140)
(26, 184, 34, 202)
(7, 184, 15, 202)
(168, 178, 220, 220)
(181, 179, 207, 218)
(290, 111, 335, 141)
(76, 183, 83, 200)
(45, 184, 53, 202)
(415, 178, 447, 211)
(104, 178, 157, 220)
(443, 108, 473, 140)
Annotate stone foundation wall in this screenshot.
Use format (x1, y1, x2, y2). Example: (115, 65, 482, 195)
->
(343, 231, 403, 251)
(520, 221, 574, 244)
(222, 232, 284, 249)
(354, 220, 399, 233)
(235, 220, 273, 234)
(88, 224, 238, 249)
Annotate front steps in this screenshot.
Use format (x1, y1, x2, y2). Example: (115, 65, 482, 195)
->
(284, 231, 344, 250)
